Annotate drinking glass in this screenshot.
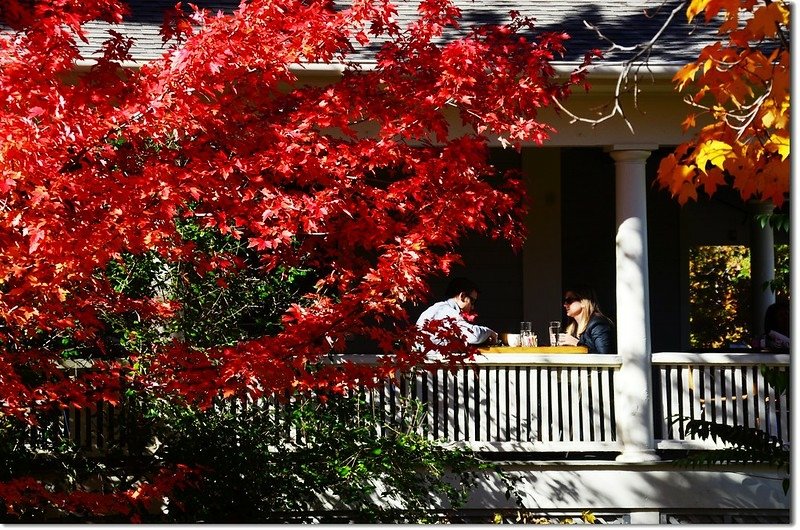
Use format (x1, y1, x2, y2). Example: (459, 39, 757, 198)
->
(520, 321, 533, 347)
(548, 320, 561, 346)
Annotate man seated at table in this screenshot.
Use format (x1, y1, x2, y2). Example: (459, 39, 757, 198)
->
(415, 277, 498, 346)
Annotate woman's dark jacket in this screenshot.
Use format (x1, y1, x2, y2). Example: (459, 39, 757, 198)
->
(578, 314, 615, 353)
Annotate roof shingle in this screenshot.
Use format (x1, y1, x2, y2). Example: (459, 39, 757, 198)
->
(72, 1, 718, 66)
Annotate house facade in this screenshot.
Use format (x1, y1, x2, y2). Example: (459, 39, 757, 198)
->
(72, 0, 790, 523)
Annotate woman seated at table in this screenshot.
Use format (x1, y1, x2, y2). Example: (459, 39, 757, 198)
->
(559, 284, 615, 353)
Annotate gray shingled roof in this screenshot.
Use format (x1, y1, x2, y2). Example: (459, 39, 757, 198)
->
(73, 1, 717, 67)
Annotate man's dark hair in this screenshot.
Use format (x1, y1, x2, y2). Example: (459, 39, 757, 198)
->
(445, 277, 479, 299)
(764, 299, 790, 335)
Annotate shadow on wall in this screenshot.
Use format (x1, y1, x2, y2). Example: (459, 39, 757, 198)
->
(460, 460, 789, 517)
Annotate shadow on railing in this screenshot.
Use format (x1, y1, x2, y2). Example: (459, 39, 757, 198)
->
(353, 354, 622, 453)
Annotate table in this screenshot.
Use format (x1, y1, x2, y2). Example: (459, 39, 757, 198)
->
(479, 346, 588, 354)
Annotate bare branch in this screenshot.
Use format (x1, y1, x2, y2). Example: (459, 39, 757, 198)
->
(557, 0, 688, 131)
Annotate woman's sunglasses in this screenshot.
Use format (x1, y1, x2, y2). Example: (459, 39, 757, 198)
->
(563, 297, 579, 304)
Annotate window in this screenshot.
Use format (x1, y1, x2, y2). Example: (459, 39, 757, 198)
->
(688, 245, 751, 349)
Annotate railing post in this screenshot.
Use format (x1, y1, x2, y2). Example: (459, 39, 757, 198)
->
(609, 147, 660, 462)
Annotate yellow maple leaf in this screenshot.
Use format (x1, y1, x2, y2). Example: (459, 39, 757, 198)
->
(686, 0, 711, 22)
(694, 139, 733, 173)
(761, 106, 777, 128)
(766, 132, 790, 160)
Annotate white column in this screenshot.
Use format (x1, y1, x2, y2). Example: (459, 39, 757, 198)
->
(609, 147, 660, 463)
(748, 200, 776, 338)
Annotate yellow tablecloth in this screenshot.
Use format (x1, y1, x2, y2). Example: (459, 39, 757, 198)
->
(479, 346, 588, 354)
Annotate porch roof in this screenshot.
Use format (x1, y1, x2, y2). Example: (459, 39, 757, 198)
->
(74, 0, 719, 66)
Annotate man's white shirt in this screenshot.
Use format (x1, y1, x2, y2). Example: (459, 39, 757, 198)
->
(415, 298, 494, 345)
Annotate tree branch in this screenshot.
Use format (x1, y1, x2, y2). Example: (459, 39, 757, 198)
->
(555, 1, 688, 132)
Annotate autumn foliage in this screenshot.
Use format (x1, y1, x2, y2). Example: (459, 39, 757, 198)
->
(0, 0, 593, 520)
(657, 0, 790, 206)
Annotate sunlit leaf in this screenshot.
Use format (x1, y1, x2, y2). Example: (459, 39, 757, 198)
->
(695, 139, 733, 173)
(686, 0, 711, 22)
(766, 132, 790, 161)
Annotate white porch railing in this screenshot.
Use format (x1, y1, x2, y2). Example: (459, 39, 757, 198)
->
(362, 354, 622, 453)
(357, 352, 789, 453)
(651, 353, 790, 450)
(44, 352, 789, 455)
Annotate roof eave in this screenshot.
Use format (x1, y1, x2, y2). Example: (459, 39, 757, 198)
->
(74, 58, 682, 79)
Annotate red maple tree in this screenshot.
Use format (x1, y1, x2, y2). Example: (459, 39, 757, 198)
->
(0, 0, 595, 519)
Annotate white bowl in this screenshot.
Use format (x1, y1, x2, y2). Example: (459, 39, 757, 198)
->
(502, 333, 521, 347)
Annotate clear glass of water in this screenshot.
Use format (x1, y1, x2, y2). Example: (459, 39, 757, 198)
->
(548, 320, 561, 346)
(520, 321, 532, 347)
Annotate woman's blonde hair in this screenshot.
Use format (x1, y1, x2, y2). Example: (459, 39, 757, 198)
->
(564, 285, 606, 336)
